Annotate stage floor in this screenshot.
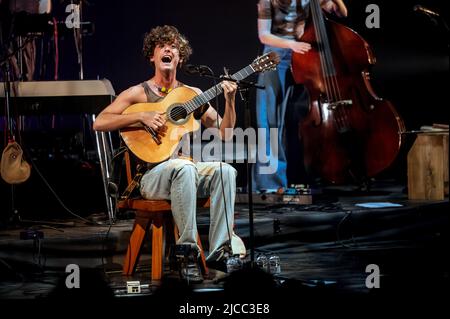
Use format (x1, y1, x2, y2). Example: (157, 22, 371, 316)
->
(0, 181, 448, 311)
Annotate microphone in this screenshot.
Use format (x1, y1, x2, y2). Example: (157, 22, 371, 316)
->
(413, 5, 440, 17)
(183, 64, 211, 75)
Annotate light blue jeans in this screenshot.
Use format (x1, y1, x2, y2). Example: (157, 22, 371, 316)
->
(253, 45, 294, 192)
(140, 159, 243, 261)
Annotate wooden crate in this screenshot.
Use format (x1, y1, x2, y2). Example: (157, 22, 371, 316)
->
(407, 132, 449, 200)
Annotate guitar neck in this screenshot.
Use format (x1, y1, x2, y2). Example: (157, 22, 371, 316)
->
(184, 64, 256, 114)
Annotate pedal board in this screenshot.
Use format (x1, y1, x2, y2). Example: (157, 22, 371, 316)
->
(236, 185, 313, 205)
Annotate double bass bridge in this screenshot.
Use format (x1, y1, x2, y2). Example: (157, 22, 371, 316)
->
(325, 99, 353, 110)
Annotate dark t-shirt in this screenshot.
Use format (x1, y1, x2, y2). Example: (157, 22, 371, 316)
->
(141, 81, 208, 119)
(9, 0, 39, 13)
(257, 0, 310, 38)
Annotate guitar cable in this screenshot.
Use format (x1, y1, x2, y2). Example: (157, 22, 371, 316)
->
(20, 142, 120, 228)
(205, 66, 233, 258)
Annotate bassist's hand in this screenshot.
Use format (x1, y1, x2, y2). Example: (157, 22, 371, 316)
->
(141, 111, 166, 131)
(322, 0, 348, 18)
(289, 41, 312, 54)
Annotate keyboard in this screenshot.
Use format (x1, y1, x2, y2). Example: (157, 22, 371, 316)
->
(0, 79, 115, 115)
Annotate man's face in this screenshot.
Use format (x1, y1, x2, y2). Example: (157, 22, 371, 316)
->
(150, 42, 181, 72)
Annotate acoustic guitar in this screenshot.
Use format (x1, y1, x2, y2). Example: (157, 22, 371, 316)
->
(120, 51, 279, 163)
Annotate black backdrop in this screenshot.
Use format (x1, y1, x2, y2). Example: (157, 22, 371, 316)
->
(1, 0, 448, 221)
(73, 0, 449, 130)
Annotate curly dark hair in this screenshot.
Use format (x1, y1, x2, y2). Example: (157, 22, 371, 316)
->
(142, 25, 193, 67)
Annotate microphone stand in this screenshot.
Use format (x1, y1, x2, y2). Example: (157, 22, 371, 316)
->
(238, 81, 264, 266)
(190, 69, 264, 265)
(414, 6, 449, 44)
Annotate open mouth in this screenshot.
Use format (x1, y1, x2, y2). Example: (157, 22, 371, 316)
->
(161, 55, 172, 63)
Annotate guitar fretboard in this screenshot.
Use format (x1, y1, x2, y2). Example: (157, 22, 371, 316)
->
(183, 65, 255, 114)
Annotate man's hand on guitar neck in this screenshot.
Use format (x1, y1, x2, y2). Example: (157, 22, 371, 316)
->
(141, 111, 167, 132)
(221, 80, 238, 104)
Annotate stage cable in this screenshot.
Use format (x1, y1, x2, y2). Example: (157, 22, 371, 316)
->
(101, 219, 113, 275)
(336, 210, 356, 248)
(101, 146, 128, 275)
(21, 145, 119, 228)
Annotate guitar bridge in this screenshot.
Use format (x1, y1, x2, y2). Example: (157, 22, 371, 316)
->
(144, 125, 162, 145)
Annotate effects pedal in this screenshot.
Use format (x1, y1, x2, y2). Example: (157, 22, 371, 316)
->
(20, 230, 44, 240)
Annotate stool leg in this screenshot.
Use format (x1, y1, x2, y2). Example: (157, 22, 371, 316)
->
(151, 215, 164, 281)
(197, 233, 209, 276)
(123, 216, 150, 275)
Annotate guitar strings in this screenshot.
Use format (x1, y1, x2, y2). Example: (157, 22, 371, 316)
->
(161, 62, 267, 121)
(165, 80, 226, 120)
(311, 0, 331, 101)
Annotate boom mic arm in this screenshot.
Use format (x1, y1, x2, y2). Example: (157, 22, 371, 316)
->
(183, 64, 211, 75)
(413, 5, 440, 17)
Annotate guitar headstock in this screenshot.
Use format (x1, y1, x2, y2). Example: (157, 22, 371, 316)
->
(251, 51, 280, 73)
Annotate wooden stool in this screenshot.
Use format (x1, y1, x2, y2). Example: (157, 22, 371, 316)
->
(119, 150, 209, 282)
(119, 198, 209, 281)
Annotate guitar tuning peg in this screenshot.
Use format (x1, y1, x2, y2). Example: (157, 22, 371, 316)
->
(223, 67, 230, 77)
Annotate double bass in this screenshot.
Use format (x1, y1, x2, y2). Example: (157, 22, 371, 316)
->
(292, 0, 405, 184)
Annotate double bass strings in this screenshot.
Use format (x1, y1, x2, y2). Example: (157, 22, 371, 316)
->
(311, 0, 349, 128)
(313, 0, 340, 102)
(311, 0, 332, 101)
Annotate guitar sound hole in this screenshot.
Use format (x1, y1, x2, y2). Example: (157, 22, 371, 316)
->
(169, 105, 188, 122)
